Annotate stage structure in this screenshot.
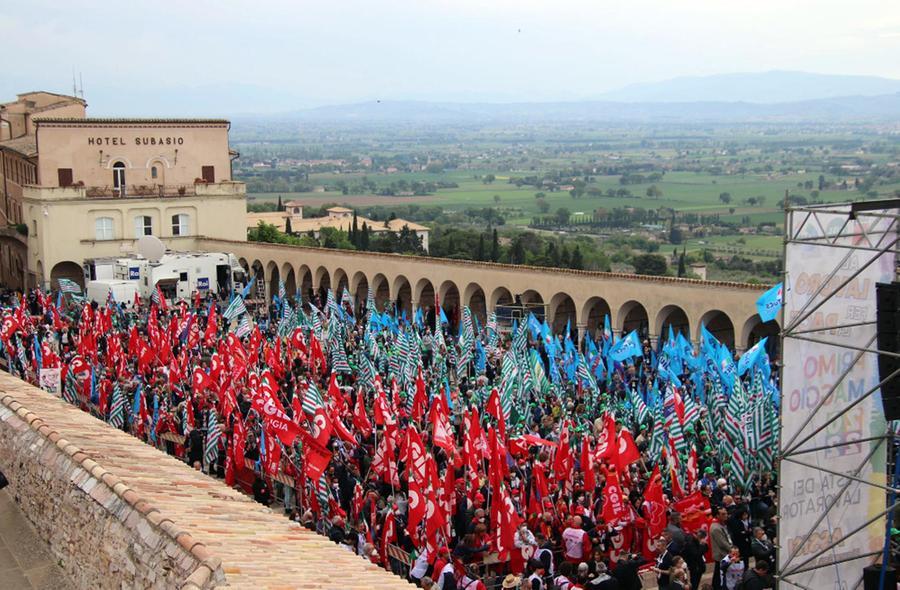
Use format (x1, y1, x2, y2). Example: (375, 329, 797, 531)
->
(779, 200, 900, 589)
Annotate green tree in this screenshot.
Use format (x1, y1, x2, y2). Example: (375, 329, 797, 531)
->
(493, 194, 501, 204)
(476, 234, 485, 261)
(277, 194, 283, 211)
(509, 237, 526, 265)
(483, 174, 496, 185)
(570, 246, 584, 270)
(719, 192, 732, 205)
(360, 222, 370, 250)
(818, 174, 826, 191)
(677, 251, 686, 277)
(350, 210, 359, 245)
(491, 229, 500, 262)
(285, 217, 293, 235)
(669, 225, 683, 245)
(555, 207, 571, 226)
(646, 185, 663, 198)
(536, 198, 550, 214)
(632, 253, 668, 276)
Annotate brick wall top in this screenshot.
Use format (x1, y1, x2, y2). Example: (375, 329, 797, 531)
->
(0, 373, 409, 589)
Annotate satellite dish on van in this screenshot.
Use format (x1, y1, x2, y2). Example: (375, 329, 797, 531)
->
(136, 235, 165, 262)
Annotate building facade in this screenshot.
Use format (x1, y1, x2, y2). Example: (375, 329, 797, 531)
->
(0, 91, 247, 291)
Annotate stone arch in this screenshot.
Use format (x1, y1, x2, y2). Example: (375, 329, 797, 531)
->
(393, 275, 413, 319)
(371, 273, 390, 312)
(439, 280, 461, 328)
(314, 266, 331, 292)
(266, 261, 279, 302)
(282, 263, 297, 298)
(520, 289, 545, 322)
(298, 265, 313, 301)
(35, 260, 44, 289)
(414, 278, 435, 309)
(697, 309, 736, 351)
(581, 297, 612, 341)
(350, 271, 368, 311)
(489, 286, 515, 327)
(333, 268, 349, 295)
(617, 300, 649, 337)
(51, 260, 84, 291)
(655, 305, 690, 344)
(741, 315, 780, 355)
(238, 257, 249, 273)
(549, 292, 576, 336)
(489, 286, 513, 311)
(463, 283, 487, 325)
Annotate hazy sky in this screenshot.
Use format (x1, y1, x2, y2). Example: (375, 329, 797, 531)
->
(3, 0, 900, 113)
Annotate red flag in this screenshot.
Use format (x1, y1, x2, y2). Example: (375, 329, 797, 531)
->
(381, 511, 397, 566)
(406, 428, 428, 537)
(411, 367, 427, 422)
(643, 466, 668, 538)
(485, 387, 506, 439)
(669, 465, 686, 501)
(553, 422, 572, 482)
(594, 413, 617, 460)
(353, 389, 373, 437)
(673, 490, 711, 533)
(601, 467, 628, 524)
(686, 447, 698, 490)
(581, 436, 595, 492)
(192, 367, 211, 395)
(204, 304, 218, 343)
(298, 427, 332, 482)
(429, 396, 454, 454)
(251, 394, 301, 446)
(615, 429, 641, 472)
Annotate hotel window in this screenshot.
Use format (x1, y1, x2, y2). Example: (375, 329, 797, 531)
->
(172, 213, 189, 236)
(113, 162, 126, 196)
(134, 215, 153, 237)
(201, 166, 215, 183)
(151, 166, 158, 179)
(95, 217, 114, 241)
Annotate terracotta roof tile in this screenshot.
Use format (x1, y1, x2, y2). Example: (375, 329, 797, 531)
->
(0, 372, 408, 589)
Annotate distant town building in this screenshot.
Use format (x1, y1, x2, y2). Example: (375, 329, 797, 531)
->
(247, 205, 430, 252)
(0, 91, 246, 291)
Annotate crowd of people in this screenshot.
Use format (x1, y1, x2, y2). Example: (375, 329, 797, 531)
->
(0, 280, 779, 590)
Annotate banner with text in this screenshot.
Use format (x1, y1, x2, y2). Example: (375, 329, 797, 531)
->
(779, 205, 895, 590)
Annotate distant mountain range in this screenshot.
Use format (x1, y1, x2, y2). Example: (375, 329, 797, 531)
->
(267, 92, 900, 124)
(8, 70, 900, 122)
(592, 70, 900, 104)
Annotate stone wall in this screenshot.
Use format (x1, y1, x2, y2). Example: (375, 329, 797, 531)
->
(0, 393, 223, 589)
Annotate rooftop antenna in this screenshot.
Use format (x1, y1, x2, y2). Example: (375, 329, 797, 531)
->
(79, 72, 84, 99)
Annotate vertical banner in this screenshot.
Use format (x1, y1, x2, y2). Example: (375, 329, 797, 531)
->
(779, 205, 896, 589)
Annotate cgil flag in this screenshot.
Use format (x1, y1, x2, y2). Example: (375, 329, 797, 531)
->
(756, 282, 783, 323)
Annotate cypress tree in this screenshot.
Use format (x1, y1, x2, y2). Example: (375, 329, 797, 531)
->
(476, 234, 485, 261)
(360, 222, 370, 251)
(490, 229, 500, 262)
(571, 245, 584, 270)
(277, 194, 283, 211)
(285, 217, 293, 235)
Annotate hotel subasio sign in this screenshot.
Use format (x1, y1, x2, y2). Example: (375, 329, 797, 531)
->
(87, 136, 185, 146)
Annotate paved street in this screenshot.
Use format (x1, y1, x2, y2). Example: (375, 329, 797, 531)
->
(0, 490, 72, 590)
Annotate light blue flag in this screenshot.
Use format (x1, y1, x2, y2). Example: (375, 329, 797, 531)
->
(439, 306, 448, 325)
(738, 336, 768, 376)
(756, 283, 783, 323)
(717, 345, 737, 392)
(240, 276, 257, 299)
(131, 383, 143, 423)
(610, 330, 642, 362)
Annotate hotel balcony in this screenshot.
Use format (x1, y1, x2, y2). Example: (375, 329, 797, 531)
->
(22, 180, 245, 201)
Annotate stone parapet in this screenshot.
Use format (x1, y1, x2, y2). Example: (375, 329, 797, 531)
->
(0, 373, 409, 589)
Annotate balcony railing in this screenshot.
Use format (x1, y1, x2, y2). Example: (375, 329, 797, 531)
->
(84, 184, 198, 198)
(22, 181, 245, 201)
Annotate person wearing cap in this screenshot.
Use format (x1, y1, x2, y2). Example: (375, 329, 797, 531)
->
(700, 466, 717, 489)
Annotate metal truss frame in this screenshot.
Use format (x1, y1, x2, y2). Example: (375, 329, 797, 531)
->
(778, 200, 900, 589)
